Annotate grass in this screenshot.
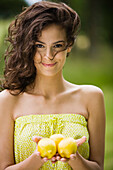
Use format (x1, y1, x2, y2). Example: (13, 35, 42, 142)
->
(0, 19, 113, 169)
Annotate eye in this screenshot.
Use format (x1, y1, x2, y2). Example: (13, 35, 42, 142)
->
(35, 44, 44, 48)
(54, 44, 63, 48)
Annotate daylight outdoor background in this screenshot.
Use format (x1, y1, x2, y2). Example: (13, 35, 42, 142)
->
(0, 0, 113, 169)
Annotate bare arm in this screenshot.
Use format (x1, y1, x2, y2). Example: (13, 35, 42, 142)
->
(0, 90, 44, 170)
(68, 152, 101, 170)
(5, 153, 44, 170)
(68, 86, 106, 170)
(58, 86, 105, 170)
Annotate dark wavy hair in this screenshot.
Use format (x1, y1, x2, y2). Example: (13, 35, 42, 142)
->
(3, 1, 81, 95)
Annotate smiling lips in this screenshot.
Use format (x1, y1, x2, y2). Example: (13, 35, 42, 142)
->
(42, 62, 56, 67)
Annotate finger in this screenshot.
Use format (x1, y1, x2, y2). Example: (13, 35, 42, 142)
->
(56, 155, 61, 161)
(51, 157, 56, 162)
(60, 157, 69, 162)
(70, 153, 76, 160)
(36, 151, 41, 156)
(32, 136, 42, 143)
(42, 157, 48, 162)
(76, 136, 86, 147)
(34, 151, 41, 156)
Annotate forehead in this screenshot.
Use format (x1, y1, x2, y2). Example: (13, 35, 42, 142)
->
(37, 24, 67, 42)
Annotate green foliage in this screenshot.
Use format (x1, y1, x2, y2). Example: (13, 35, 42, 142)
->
(104, 86, 113, 170)
(0, 19, 12, 76)
(0, 0, 28, 18)
(50, 0, 113, 46)
(63, 45, 113, 88)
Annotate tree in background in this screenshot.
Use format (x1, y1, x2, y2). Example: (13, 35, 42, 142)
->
(0, 0, 113, 57)
(50, 0, 113, 56)
(0, 0, 27, 18)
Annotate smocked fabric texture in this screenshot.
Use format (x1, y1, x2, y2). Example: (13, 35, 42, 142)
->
(14, 114, 89, 170)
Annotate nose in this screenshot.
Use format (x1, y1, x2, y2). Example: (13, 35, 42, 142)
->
(44, 47, 54, 60)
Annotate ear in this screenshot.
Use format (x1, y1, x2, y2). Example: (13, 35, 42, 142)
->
(67, 46, 72, 53)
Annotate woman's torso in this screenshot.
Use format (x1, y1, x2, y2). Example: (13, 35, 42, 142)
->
(13, 84, 89, 169)
(14, 113, 89, 169)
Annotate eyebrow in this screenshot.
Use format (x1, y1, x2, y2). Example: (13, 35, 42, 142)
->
(35, 40, 65, 44)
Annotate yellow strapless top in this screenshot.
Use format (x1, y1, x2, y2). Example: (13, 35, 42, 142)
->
(14, 114, 89, 170)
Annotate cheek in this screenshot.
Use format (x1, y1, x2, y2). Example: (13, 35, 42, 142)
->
(56, 53, 66, 66)
(57, 50, 67, 58)
(60, 51, 67, 61)
(34, 52, 41, 63)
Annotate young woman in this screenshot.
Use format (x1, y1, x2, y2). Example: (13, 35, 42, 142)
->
(0, 1, 105, 170)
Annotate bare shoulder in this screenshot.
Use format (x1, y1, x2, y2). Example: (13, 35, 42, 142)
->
(80, 86, 106, 168)
(80, 84, 103, 95)
(80, 84, 104, 104)
(0, 90, 18, 119)
(80, 85, 104, 101)
(65, 82, 104, 106)
(0, 89, 16, 104)
(0, 90, 16, 168)
(80, 85, 105, 117)
(65, 81, 103, 96)
(67, 83, 104, 99)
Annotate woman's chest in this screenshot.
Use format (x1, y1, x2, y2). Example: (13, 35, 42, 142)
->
(13, 92, 88, 120)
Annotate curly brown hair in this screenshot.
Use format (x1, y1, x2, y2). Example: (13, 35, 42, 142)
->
(3, 1, 81, 95)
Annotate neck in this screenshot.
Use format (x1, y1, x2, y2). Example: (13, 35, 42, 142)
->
(30, 72, 66, 98)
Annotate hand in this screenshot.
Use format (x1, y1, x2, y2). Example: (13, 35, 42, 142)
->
(50, 136, 87, 164)
(32, 136, 49, 163)
(32, 136, 86, 164)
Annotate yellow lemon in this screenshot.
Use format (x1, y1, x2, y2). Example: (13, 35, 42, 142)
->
(50, 134, 65, 152)
(58, 137, 77, 158)
(37, 138, 56, 159)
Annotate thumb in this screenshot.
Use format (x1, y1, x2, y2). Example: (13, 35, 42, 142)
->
(76, 136, 86, 148)
(32, 136, 42, 144)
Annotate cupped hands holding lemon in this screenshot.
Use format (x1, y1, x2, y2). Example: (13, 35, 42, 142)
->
(32, 134, 86, 163)
(58, 137, 77, 158)
(50, 134, 65, 152)
(37, 138, 56, 159)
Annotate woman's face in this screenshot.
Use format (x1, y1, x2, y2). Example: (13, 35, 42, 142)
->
(34, 24, 71, 77)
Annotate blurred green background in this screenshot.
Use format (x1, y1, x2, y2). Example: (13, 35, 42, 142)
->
(0, 0, 113, 169)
